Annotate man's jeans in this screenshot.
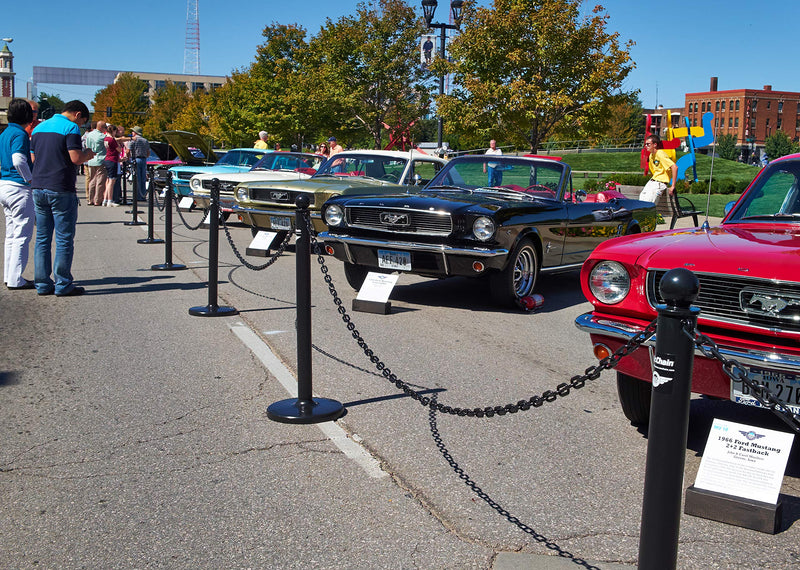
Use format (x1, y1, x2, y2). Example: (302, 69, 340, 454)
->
(32, 189, 78, 295)
(134, 158, 148, 201)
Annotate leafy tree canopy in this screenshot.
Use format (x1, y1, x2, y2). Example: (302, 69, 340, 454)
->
(716, 133, 739, 161)
(764, 129, 799, 160)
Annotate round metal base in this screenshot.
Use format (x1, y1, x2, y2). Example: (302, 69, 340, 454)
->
(137, 238, 165, 244)
(124, 220, 145, 226)
(188, 305, 239, 317)
(267, 398, 345, 424)
(151, 263, 187, 271)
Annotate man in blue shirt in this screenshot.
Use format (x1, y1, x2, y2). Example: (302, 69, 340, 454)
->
(0, 98, 35, 289)
(30, 100, 95, 296)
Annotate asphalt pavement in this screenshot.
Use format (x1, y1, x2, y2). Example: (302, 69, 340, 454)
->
(0, 182, 789, 570)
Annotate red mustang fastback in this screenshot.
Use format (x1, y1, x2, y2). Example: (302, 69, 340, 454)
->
(575, 153, 800, 425)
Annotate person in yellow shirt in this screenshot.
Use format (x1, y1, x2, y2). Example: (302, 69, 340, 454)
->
(254, 131, 269, 149)
(640, 134, 677, 203)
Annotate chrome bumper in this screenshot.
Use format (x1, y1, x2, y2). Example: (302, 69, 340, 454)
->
(318, 232, 509, 258)
(575, 312, 800, 372)
(232, 204, 322, 219)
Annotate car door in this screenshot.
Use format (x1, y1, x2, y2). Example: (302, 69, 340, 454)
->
(560, 193, 632, 265)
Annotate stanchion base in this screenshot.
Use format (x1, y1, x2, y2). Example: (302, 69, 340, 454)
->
(124, 220, 145, 226)
(137, 238, 165, 244)
(188, 305, 239, 317)
(267, 398, 345, 424)
(151, 262, 187, 271)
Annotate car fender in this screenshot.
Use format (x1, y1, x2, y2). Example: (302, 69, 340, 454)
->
(502, 227, 542, 271)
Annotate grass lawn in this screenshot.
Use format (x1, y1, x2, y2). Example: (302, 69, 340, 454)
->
(681, 192, 742, 218)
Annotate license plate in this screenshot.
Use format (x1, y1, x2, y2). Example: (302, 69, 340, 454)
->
(731, 366, 800, 415)
(270, 216, 293, 231)
(378, 249, 411, 271)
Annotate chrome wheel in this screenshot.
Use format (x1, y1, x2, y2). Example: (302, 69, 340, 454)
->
(489, 238, 538, 307)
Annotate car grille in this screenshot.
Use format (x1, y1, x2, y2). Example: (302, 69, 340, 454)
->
(176, 171, 197, 180)
(201, 179, 238, 193)
(648, 270, 800, 333)
(250, 188, 301, 205)
(346, 206, 452, 236)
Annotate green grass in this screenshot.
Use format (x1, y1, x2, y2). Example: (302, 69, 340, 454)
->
(681, 193, 742, 218)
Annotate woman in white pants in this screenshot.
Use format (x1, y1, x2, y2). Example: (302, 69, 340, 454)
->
(639, 134, 677, 204)
(0, 98, 35, 289)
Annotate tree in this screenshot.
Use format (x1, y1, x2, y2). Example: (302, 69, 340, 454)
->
(37, 92, 65, 119)
(437, 0, 635, 152)
(764, 129, 799, 160)
(716, 133, 739, 161)
(91, 73, 149, 127)
(143, 81, 191, 140)
(306, 0, 430, 149)
(171, 90, 214, 139)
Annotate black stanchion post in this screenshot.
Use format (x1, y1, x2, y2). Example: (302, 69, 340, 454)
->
(189, 178, 237, 317)
(124, 158, 144, 226)
(138, 165, 164, 244)
(637, 268, 700, 570)
(120, 161, 130, 205)
(267, 195, 344, 424)
(152, 173, 187, 271)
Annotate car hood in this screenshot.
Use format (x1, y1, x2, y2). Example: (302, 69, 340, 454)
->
(160, 130, 217, 165)
(594, 223, 800, 278)
(193, 170, 310, 184)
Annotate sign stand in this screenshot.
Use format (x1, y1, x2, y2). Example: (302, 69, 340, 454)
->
(684, 418, 794, 534)
(352, 272, 399, 315)
(246, 231, 278, 257)
(177, 197, 194, 211)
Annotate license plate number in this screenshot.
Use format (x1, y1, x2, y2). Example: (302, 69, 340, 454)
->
(731, 366, 800, 415)
(377, 249, 411, 271)
(270, 216, 292, 231)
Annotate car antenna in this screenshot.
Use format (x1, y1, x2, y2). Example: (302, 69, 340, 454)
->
(700, 120, 721, 231)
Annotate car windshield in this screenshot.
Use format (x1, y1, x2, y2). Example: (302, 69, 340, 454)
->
(216, 151, 265, 167)
(426, 156, 565, 199)
(251, 152, 323, 172)
(314, 154, 408, 183)
(729, 161, 800, 221)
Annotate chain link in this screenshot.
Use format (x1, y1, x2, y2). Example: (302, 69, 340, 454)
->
(173, 194, 210, 231)
(685, 325, 800, 434)
(220, 217, 292, 271)
(306, 216, 656, 418)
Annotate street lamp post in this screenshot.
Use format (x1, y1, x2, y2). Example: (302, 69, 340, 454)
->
(422, 0, 463, 155)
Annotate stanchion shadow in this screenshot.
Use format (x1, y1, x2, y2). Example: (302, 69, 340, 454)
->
(77, 275, 206, 295)
(0, 371, 22, 387)
(77, 220, 130, 226)
(225, 266, 297, 312)
(427, 394, 605, 569)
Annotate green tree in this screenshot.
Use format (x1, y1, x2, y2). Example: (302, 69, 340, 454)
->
(91, 73, 149, 127)
(764, 129, 799, 160)
(172, 90, 214, 139)
(37, 92, 65, 119)
(437, 0, 634, 152)
(716, 133, 739, 161)
(143, 81, 191, 139)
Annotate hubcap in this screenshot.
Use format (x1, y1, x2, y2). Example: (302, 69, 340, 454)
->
(513, 247, 536, 297)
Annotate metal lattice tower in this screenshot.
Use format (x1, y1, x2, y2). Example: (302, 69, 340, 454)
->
(183, 0, 200, 75)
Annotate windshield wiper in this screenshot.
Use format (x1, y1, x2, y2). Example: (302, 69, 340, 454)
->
(740, 213, 800, 220)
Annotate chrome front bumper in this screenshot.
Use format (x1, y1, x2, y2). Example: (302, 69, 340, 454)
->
(318, 232, 509, 258)
(233, 204, 322, 219)
(575, 312, 800, 372)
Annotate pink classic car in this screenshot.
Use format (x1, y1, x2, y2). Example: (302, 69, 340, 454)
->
(575, 153, 800, 425)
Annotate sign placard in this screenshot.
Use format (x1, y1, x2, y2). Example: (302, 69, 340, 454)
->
(694, 418, 794, 504)
(356, 272, 399, 303)
(246, 231, 279, 257)
(177, 197, 195, 211)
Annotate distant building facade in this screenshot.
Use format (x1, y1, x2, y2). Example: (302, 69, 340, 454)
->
(116, 71, 227, 102)
(685, 77, 800, 148)
(0, 41, 16, 128)
(643, 105, 683, 135)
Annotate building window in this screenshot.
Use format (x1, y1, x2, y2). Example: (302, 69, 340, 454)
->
(766, 100, 771, 109)
(693, 118, 697, 127)
(729, 118, 733, 127)
(694, 102, 698, 112)
(701, 102, 705, 112)
(752, 99, 757, 110)
(721, 100, 726, 111)
(715, 101, 720, 111)
(735, 100, 740, 111)
(778, 101, 783, 113)
(715, 118, 719, 127)
(735, 117, 739, 127)
(777, 118, 782, 129)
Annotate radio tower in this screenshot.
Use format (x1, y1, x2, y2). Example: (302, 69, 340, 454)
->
(183, 0, 200, 75)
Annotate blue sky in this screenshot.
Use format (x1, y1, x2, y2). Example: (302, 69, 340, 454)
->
(4, 1, 798, 112)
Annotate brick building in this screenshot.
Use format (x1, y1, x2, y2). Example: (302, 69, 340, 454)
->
(684, 77, 800, 153)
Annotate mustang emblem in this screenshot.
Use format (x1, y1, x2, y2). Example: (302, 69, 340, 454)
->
(269, 191, 289, 201)
(380, 212, 410, 226)
(740, 288, 800, 319)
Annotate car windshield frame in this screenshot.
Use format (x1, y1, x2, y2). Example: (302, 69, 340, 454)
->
(424, 155, 569, 200)
(313, 153, 411, 184)
(727, 160, 800, 223)
(250, 152, 323, 172)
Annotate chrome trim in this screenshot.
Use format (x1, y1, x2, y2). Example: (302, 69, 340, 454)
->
(318, 232, 509, 258)
(540, 262, 583, 274)
(575, 312, 800, 372)
(232, 205, 321, 219)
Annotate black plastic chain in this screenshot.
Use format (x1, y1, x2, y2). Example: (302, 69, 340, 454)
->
(685, 325, 800, 434)
(306, 216, 657, 418)
(220, 218, 292, 271)
(151, 182, 166, 212)
(173, 194, 210, 231)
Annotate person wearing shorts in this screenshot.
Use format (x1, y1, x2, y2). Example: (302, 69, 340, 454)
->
(639, 134, 677, 203)
(102, 124, 120, 207)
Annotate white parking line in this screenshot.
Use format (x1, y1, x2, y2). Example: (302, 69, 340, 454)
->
(228, 321, 387, 479)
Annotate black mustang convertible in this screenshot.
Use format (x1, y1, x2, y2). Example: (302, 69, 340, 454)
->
(319, 154, 658, 307)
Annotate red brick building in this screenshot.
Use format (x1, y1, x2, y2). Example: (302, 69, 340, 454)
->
(684, 77, 800, 149)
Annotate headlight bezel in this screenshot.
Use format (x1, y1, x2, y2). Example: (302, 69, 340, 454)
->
(190, 178, 201, 191)
(324, 204, 345, 227)
(472, 216, 496, 241)
(235, 186, 249, 203)
(588, 260, 631, 305)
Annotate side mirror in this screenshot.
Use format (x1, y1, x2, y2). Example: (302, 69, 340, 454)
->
(724, 201, 735, 215)
(575, 189, 587, 203)
(413, 173, 423, 186)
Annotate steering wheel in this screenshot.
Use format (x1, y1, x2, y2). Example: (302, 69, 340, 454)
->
(525, 184, 555, 196)
(380, 174, 397, 182)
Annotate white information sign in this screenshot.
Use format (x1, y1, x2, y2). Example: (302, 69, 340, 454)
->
(356, 272, 399, 303)
(177, 197, 195, 210)
(694, 418, 794, 504)
(249, 231, 278, 251)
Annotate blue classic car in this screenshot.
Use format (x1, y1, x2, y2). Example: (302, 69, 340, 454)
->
(162, 131, 269, 200)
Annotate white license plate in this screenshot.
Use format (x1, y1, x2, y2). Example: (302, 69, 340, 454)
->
(378, 249, 411, 271)
(731, 366, 800, 415)
(270, 216, 293, 231)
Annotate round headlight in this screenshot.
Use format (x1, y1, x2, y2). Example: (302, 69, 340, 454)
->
(190, 178, 201, 190)
(235, 186, 249, 202)
(324, 204, 344, 226)
(473, 216, 495, 241)
(589, 261, 630, 304)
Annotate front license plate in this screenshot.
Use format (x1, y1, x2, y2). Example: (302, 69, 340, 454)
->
(377, 249, 411, 271)
(270, 216, 293, 231)
(731, 366, 800, 415)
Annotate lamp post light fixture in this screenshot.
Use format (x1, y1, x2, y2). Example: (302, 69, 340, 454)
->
(421, 0, 463, 155)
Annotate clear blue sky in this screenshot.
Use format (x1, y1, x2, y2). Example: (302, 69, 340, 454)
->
(4, 1, 798, 111)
